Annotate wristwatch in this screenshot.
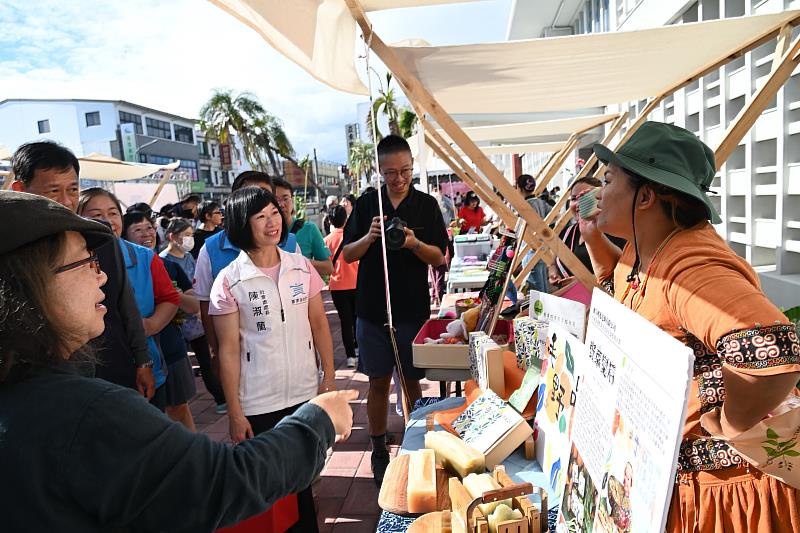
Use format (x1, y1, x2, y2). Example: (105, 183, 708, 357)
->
(137, 360, 154, 369)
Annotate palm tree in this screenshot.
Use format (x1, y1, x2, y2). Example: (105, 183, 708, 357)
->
(366, 72, 402, 142)
(348, 141, 375, 194)
(199, 90, 293, 177)
(398, 108, 418, 139)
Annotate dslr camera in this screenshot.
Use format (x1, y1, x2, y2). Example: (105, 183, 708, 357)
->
(384, 217, 408, 250)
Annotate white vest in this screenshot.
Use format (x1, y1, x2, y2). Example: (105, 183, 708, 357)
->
(222, 249, 318, 416)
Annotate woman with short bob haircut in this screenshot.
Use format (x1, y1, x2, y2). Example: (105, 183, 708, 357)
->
(0, 191, 356, 531)
(210, 187, 336, 532)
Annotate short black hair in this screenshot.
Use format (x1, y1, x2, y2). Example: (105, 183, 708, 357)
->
(377, 135, 411, 161)
(166, 217, 192, 238)
(180, 194, 201, 205)
(127, 202, 154, 220)
(231, 171, 273, 193)
(224, 187, 288, 251)
(343, 193, 356, 205)
(272, 177, 293, 194)
(122, 211, 153, 239)
(198, 200, 221, 223)
(516, 173, 536, 193)
(11, 141, 80, 187)
(328, 205, 348, 229)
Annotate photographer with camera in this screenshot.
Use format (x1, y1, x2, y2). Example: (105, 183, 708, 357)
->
(342, 135, 448, 487)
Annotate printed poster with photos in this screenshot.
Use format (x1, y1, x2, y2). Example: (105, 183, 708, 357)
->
(556, 290, 694, 533)
(534, 323, 586, 502)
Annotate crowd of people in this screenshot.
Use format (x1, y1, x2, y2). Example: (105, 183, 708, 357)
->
(1, 124, 799, 533)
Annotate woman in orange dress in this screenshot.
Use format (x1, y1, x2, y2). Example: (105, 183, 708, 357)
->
(582, 121, 800, 533)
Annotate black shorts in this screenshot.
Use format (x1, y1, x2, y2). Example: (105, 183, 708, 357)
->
(355, 318, 426, 380)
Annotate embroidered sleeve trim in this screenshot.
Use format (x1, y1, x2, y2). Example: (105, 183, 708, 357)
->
(716, 324, 800, 371)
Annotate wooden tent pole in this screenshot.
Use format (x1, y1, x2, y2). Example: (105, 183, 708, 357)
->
(423, 129, 517, 228)
(533, 135, 578, 196)
(345, 1, 598, 291)
(715, 31, 800, 169)
(149, 169, 174, 207)
(514, 210, 573, 289)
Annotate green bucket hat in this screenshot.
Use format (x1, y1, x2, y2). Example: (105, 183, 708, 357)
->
(593, 121, 721, 224)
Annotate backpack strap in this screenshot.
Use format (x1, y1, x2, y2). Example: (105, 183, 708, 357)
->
(332, 241, 345, 266)
(290, 218, 305, 234)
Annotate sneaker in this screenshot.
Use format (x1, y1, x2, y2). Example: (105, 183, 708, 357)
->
(371, 447, 390, 488)
(346, 357, 357, 368)
(214, 403, 228, 415)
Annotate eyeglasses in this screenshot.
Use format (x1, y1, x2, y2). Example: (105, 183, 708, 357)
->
(382, 168, 414, 179)
(55, 252, 102, 275)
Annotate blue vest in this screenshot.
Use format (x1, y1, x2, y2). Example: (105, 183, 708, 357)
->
(119, 239, 167, 388)
(206, 230, 299, 279)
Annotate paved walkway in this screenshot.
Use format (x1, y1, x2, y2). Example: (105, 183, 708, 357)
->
(191, 289, 441, 532)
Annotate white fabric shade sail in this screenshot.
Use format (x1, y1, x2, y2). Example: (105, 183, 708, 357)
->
(392, 10, 800, 114)
(432, 113, 618, 144)
(78, 153, 180, 182)
(458, 141, 566, 155)
(361, 0, 484, 10)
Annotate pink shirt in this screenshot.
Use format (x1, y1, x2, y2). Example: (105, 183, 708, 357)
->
(209, 257, 324, 315)
(323, 228, 359, 291)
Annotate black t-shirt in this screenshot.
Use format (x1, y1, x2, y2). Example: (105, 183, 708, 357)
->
(343, 185, 448, 324)
(191, 227, 222, 259)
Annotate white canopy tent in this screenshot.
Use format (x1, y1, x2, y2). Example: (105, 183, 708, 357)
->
(78, 153, 180, 182)
(210, 0, 800, 292)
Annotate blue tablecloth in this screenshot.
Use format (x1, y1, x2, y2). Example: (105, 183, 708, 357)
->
(375, 397, 558, 533)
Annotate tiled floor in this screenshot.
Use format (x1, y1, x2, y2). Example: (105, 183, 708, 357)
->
(192, 289, 442, 532)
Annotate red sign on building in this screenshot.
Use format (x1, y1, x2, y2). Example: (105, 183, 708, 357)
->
(220, 143, 233, 168)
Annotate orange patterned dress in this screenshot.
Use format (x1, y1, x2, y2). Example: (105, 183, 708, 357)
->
(602, 222, 800, 533)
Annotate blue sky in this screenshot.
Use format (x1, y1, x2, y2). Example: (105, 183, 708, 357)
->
(0, 0, 511, 162)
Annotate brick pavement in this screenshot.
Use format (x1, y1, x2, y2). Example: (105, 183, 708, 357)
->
(192, 288, 442, 532)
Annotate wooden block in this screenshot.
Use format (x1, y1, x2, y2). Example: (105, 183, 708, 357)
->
(523, 436, 535, 461)
(408, 510, 452, 533)
(378, 453, 453, 516)
(408, 449, 437, 514)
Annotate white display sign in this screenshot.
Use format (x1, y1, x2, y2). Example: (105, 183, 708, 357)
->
(556, 289, 694, 533)
(528, 290, 588, 341)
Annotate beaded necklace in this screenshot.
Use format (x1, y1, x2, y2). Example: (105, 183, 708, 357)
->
(620, 226, 682, 310)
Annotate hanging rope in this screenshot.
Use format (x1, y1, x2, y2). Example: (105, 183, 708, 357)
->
(363, 31, 412, 423)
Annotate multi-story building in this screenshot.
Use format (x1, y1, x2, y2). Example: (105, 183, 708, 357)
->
(196, 131, 250, 201)
(283, 158, 347, 200)
(507, 0, 800, 307)
(0, 98, 201, 193)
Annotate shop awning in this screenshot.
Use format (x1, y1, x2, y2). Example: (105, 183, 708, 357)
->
(78, 153, 180, 182)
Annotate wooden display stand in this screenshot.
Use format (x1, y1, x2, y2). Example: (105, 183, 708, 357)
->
(446, 466, 542, 533)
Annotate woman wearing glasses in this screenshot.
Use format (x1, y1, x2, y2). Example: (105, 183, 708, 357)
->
(192, 200, 224, 259)
(0, 191, 356, 531)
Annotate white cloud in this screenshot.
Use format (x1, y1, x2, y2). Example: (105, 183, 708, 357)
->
(1, 0, 510, 162)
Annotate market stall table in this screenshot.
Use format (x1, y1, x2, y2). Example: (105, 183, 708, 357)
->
(375, 397, 556, 533)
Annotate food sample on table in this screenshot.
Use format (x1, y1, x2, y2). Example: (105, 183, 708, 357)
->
(462, 473, 511, 516)
(407, 449, 437, 514)
(424, 430, 485, 478)
(487, 503, 523, 533)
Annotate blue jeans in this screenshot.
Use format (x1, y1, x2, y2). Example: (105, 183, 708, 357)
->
(526, 260, 550, 294)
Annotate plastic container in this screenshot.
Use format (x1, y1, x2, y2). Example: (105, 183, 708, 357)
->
(412, 319, 513, 369)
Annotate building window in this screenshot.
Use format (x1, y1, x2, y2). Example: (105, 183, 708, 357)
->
(119, 111, 144, 134)
(174, 125, 194, 144)
(201, 169, 212, 184)
(198, 141, 209, 156)
(211, 143, 217, 158)
(37, 119, 50, 134)
(145, 117, 172, 140)
(85, 111, 101, 127)
(213, 170, 219, 185)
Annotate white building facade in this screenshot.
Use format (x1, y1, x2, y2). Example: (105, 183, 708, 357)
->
(507, 0, 800, 307)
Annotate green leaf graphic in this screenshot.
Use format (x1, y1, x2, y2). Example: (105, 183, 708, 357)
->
(533, 300, 544, 316)
(764, 447, 779, 457)
(767, 428, 780, 439)
(565, 342, 575, 374)
(784, 450, 800, 457)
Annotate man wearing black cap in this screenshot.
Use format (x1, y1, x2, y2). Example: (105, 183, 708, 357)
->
(10, 141, 155, 398)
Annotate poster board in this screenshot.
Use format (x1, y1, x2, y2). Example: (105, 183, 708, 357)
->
(534, 323, 586, 503)
(556, 290, 693, 533)
(528, 290, 588, 341)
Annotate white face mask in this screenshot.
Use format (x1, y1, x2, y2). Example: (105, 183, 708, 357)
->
(181, 236, 195, 252)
